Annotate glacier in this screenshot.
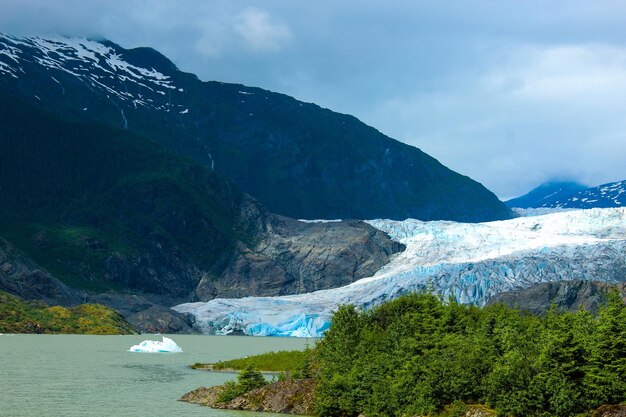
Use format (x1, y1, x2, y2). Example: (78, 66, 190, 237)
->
(173, 208, 626, 337)
(128, 336, 183, 353)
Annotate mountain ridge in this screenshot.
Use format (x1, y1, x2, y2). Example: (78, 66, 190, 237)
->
(0, 93, 403, 332)
(507, 179, 625, 209)
(506, 181, 588, 208)
(0, 33, 511, 222)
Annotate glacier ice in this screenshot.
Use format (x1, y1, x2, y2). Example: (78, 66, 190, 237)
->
(128, 336, 183, 353)
(173, 208, 626, 337)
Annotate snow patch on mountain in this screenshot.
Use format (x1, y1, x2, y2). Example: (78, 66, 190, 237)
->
(0, 33, 185, 113)
(550, 180, 626, 209)
(173, 208, 626, 337)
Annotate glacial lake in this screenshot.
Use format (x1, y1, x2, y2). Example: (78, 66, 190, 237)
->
(0, 334, 312, 417)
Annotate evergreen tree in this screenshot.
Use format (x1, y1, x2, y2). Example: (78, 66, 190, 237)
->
(584, 290, 626, 405)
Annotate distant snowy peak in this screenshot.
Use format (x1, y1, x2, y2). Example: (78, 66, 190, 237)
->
(507, 180, 626, 210)
(0, 33, 186, 113)
(551, 180, 625, 209)
(506, 181, 587, 208)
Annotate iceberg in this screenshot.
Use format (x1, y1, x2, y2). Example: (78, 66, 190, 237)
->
(128, 336, 183, 353)
(174, 208, 626, 337)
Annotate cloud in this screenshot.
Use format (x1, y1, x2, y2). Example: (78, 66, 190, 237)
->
(233, 8, 292, 53)
(361, 41, 626, 198)
(487, 44, 626, 103)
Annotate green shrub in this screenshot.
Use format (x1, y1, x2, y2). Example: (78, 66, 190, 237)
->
(216, 363, 267, 403)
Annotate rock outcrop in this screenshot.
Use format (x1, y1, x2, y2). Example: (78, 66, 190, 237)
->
(0, 237, 79, 306)
(126, 305, 196, 334)
(180, 378, 316, 415)
(488, 280, 626, 314)
(199, 212, 405, 299)
(593, 405, 626, 417)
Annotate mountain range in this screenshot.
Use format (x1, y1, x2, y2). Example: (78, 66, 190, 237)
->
(0, 33, 512, 330)
(507, 180, 626, 209)
(5, 33, 620, 335)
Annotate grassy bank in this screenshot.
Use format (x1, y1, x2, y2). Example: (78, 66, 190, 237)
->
(192, 349, 309, 373)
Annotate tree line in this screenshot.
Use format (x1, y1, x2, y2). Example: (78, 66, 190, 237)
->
(313, 290, 626, 416)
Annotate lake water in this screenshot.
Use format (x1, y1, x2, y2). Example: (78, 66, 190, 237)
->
(0, 334, 312, 417)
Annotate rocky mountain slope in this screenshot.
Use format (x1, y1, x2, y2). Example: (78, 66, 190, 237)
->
(0, 33, 511, 222)
(508, 180, 625, 209)
(488, 280, 626, 315)
(0, 91, 403, 331)
(174, 208, 626, 336)
(0, 236, 79, 306)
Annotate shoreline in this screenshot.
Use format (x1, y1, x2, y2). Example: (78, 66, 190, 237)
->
(190, 363, 282, 374)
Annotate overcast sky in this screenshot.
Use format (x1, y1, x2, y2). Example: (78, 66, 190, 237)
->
(2, 1, 626, 199)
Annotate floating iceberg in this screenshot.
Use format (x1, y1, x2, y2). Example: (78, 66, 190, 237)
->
(174, 208, 626, 337)
(128, 336, 183, 353)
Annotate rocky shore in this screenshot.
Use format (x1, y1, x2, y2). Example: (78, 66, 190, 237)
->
(180, 378, 626, 417)
(180, 378, 315, 415)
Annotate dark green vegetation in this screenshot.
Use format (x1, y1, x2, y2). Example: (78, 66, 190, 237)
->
(217, 363, 269, 403)
(0, 93, 255, 296)
(193, 349, 309, 373)
(0, 35, 512, 222)
(0, 290, 136, 334)
(314, 291, 626, 417)
(0, 88, 404, 312)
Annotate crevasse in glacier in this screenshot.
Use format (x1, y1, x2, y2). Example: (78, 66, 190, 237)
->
(173, 208, 626, 337)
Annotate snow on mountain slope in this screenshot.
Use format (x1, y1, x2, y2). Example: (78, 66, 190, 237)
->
(550, 180, 626, 209)
(506, 181, 588, 209)
(0, 33, 185, 113)
(173, 208, 626, 337)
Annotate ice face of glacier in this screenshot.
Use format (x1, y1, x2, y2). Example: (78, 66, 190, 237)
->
(128, 336, 183, 353)
(173, 208, 626, 337)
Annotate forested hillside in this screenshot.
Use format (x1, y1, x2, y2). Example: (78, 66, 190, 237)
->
(314, 291, 626, 417)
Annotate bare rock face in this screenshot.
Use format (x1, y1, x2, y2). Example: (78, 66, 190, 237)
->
(126, 305, 197, 334)
(593, 405, 626, 417)
(228, 378, 316, 415)
(0, 237, 79, 306)
(180, 379, 316, 415)
(463, 405, 497, 417)
(488, 280, 626, 314)
(197, 212, 405, 300)
(179, 386, 225, 407)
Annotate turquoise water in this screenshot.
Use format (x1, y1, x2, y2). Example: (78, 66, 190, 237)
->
(0, 334, 312, 416)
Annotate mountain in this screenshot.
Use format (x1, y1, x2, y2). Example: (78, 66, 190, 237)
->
(173, 208, 626, 336)
(547, 180, 626, 209)
(505, 181, 588, 208)
(0, 93, 402, 318)
(0, 33, 511, 222)
(507, 180, 626, 209)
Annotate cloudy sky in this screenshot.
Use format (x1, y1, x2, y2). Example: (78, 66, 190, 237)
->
(2, 0, 626, 199)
